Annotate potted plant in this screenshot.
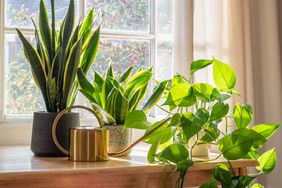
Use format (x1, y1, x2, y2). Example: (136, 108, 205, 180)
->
(16, 0, 100, 156)
(125, 58, 281, 187)
(77, 64, 167, 155)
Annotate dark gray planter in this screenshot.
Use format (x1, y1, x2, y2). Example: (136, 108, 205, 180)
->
(31, 112, 79, 157)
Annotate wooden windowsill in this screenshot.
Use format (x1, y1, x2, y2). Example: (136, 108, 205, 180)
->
(0, 146, 258, 188)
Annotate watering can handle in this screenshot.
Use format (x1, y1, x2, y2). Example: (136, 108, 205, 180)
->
(52, 105, 104, 156)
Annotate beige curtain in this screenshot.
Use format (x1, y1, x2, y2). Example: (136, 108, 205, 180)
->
(174, 0, 282, 187)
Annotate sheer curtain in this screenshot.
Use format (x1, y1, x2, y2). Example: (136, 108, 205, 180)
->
(174, 0, 282, 187)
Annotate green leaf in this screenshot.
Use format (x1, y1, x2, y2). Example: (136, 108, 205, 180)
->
(211, 88, 231, 102)
(39, 0, 52, 60)
(144, 121, 173, 145)
(118, 66, 133, 82)
(62, 40, 82, 109)
(80, 26, 100, 73)
(147, 139, 160, 163)
(62, 0, 75, 51)
(142, 81, 168, 113)
(183, 109, 208, 141)
(200, 122, 220, 143)
(170, 113, 182, 126)
(252, 123, 281, 140)
(79, 8, 95, 47)
(106, 87, 128, 124)
(218, 128, 266, 160)
(159, 143, 189, 164)
(124, 69, 152, 99)
(192, 83, 214, 101)
(190, 59, 213, 75)
(237, 176, 255, 187)
(172, 74, 189, 85)
(124, 110, 150, 129)
(91, 103, 115, 125)
(213, 60, 236, 91)
(233, 103, 253, 128)
(163, 83, 196, 108)
(16, 29, 49, 111)
(213, 164, 232, 185)
(251, 183, 264, 188)
(77, 68, 95, 94)
(200, 177, 218, 188)
(257, 148, 276, 174)
(209, 102, 229, 121)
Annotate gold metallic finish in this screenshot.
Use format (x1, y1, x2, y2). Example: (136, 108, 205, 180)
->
(69, 127, 109, 162)
(52, 105, 171, 162)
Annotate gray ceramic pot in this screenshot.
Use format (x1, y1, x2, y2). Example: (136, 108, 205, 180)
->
(31, 112, 79, 157)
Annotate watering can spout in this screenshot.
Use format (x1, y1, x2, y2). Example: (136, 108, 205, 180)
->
(52, 105, 170, 162)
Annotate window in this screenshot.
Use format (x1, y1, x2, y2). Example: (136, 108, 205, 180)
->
(0, 0, 173, 121)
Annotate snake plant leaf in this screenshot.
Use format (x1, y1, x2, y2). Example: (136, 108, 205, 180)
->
(79, 8, 95, 47)
(16, 29, 48, 108)
(79, 89, 97, 104)
(251, 123, 281, 140)
(93, 72, 105, 108)
(91, 103, 115, 125)
(46, 76, 57, 112)
(124, 110, 150, 129)
(50, 0, 56, 57)
(257, 148, 276, 174)
(106, 87, 128, 124)
(128, 83, 148, 111)
(80, 26, 100, 73)
(142, 81, 168, 113)
(213, 60, 236, 91)
(124, 69, 153, 99)
(218, 128, 266, 160)
(62, 40, 82, 109)
(233, 103, 253, 128)
(190, 59, 213, 75)
(77, 68, 95, 94)
(32, 18, 50, 73)
(39, 0, 52, 60)
(62, 0, 75, 51)
(106, 63, 114, 78)
(118, 66, 134, 82)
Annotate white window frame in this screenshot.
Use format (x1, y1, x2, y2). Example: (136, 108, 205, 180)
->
(0, 0, 176, 145)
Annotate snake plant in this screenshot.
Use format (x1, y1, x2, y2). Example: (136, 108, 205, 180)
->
(16, 0, 100, 112)
(77, 64, 167, 125)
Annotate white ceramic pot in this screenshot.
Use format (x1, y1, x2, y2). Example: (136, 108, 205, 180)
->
(104, 125, 132, 156)
(188, 130, 211, 157)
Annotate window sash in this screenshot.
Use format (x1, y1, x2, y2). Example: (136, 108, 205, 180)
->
(0, 0, 175, 122)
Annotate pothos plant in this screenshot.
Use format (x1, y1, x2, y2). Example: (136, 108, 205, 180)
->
(77, 64, 167, 125)
(16, 0, 100, 112)
(125, 58, 281, 188)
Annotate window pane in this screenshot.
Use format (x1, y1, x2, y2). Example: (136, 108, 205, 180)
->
(5, 0, 75, 28)
(88, 39, 150, 77)
(156, 0, 173, 33)
(156, 40, 172, 81)
(87, 0, 150, 32)
(4, 34, 44, 115)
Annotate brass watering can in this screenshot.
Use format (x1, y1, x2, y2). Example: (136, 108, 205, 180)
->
(52, 105, 170, 162)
